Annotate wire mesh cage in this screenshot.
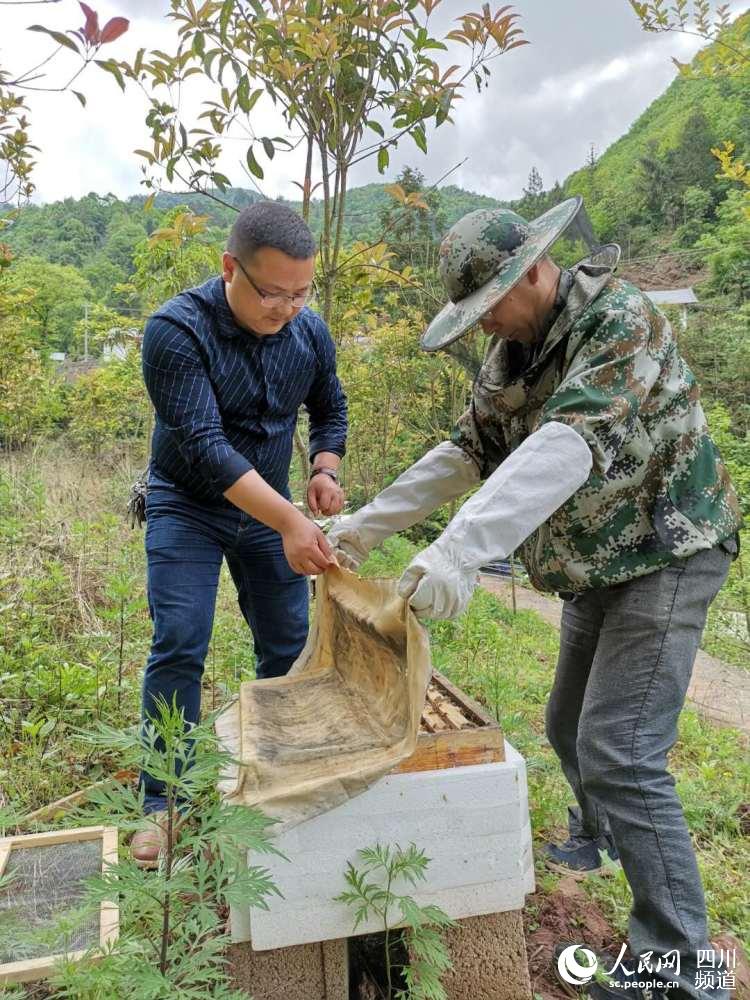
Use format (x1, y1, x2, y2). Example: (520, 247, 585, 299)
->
(0, 826, 119, 985)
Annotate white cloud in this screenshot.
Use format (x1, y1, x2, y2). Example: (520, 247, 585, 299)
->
(380, 9, 746, 203)
(4, 0, 749, 205)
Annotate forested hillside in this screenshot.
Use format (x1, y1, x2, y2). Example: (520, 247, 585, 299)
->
(0, 182, 503, 279)
(1, 10, 748, 511)
(4, 14, 749, 309)
(564, 12, 750, 245)
(1, 12, 747, 403)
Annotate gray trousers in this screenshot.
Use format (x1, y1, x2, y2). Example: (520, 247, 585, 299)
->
(545, 543, 734, 1000)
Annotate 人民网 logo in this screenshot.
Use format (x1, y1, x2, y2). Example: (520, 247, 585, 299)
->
(557, 944, 598, 986)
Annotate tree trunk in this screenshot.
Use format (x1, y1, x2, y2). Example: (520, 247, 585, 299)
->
(294, 427, 310, 510)
(302, 134, 314, 223)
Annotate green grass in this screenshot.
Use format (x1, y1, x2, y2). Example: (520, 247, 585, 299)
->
(2, 448, 748, 957)
(0, 445, 260, 818)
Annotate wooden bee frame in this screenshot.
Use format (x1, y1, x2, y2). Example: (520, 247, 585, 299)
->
(0, 825, 119, 985)
(394, 670, 505, 774)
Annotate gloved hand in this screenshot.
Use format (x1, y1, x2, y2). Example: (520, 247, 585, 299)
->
(397, 422, 593, 620)
(325, 519, 368, 572)
(326, 441, 480, 571)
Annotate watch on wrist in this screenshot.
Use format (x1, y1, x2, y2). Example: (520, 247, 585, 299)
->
(310, 466, 339, 483)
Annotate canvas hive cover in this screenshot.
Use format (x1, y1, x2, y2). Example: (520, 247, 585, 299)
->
(216, 567, 432, 832)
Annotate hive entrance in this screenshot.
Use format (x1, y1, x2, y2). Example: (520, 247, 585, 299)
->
(348, 931, 409, 999)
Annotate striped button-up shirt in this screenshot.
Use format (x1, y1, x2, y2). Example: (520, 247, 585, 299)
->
(142, 276, 348, 504)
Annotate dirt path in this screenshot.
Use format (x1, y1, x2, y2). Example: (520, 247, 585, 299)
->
(479, 575, 750, 736)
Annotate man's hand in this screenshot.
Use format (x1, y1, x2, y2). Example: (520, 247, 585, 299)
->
(224, 469, 339, 574)
(307, 473, 345, 517)
(282, 513, 338, 576)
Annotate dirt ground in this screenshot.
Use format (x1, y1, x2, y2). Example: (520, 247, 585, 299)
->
(617, 258, 708, 291)
(523, 879, 750, 1000)
(523, 877, 617, 1000)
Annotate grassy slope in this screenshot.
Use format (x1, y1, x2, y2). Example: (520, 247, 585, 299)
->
(1, 450, 748, 963)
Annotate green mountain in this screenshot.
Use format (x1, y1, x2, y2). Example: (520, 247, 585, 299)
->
(2, 12, 748, 281)
(561, 11, 750, 246)
(0, 182, 503, 270)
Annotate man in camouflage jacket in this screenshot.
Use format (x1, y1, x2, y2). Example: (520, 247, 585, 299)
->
(452, 242, 741, 594)
(329, 198, 742, 1000)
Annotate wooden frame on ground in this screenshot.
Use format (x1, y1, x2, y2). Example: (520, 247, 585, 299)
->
(0, 824, 119, 985)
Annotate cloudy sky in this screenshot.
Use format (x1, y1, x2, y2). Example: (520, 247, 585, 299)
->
(4, 0, 749, 205)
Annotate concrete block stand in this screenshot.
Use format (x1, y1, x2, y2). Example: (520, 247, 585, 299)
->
(227, 938, 348, 1000)
(437, 910, 533, 999)
(227, 910, 532, 1000)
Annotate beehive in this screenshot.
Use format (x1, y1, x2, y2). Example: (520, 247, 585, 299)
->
(229, 735, 533, 951)
(221, 570, 534, 959)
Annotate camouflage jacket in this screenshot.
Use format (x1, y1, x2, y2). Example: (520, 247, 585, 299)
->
(452, 256, 743, 593)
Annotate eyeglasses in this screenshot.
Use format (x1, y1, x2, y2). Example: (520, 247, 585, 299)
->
(232, 256, 314, 309)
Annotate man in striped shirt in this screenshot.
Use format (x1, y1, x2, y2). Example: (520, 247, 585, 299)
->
(132, 202, 348, 866)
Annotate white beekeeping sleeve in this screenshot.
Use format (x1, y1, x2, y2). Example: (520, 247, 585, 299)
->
(327, 442, 480, 569)
(398, 422, 593, 619)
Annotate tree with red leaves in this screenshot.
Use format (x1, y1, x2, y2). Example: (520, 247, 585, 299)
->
(76, 2, 129, 47)
(0, 0, 130, 208)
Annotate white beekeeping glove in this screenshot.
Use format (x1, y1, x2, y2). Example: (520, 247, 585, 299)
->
(397, 422, 593, 619)
(327, 442, 480, 570)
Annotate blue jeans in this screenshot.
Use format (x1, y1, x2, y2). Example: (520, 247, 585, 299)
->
(140, 485, 309, 813)
(546, 542, 735, 1000)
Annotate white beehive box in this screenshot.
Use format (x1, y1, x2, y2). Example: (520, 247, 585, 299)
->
(230, 741, 534, 951)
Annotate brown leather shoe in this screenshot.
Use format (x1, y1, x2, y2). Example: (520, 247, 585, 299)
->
(130, 811, 183, 869)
